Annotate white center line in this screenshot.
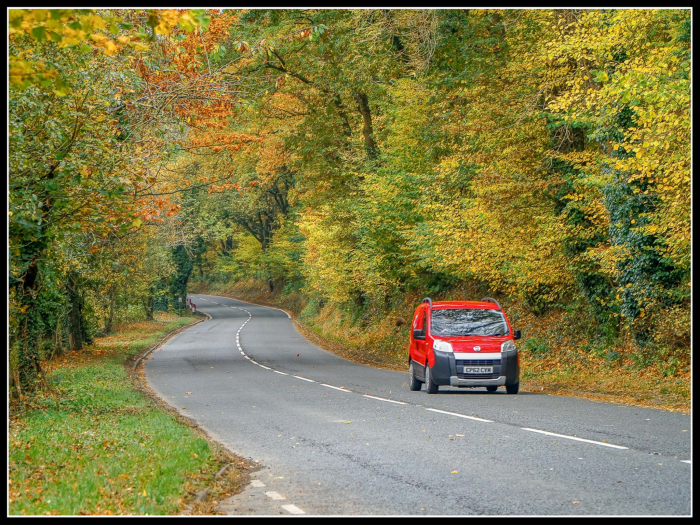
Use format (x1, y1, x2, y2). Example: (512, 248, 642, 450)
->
(321, 384, 353, 393)
(274, 370, 289, 376)
(265, 491, 286, 500)
(364, 394, 407, 405)
(293, 375, 316, 382)
(521, 428, 629, 449)
(426, 408, 493, 423)
(681, 460, 691, 464)
(281, 504, 305, 515)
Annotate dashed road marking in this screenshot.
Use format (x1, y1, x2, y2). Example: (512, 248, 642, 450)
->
(281, 504, 305, 515)
(293, 375, 316, 383)
(426, 408, 493, 423)
(321, 384, 352, 393)
(521, 428, 629, 449)
(364, 394, 406, 405)
(250, 480, 265, 488)
(265, 491, 285, 500)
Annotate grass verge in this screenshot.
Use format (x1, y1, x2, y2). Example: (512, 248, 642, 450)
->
(8, 313, 251, 515)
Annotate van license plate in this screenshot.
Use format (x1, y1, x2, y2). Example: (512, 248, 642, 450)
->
(464, 366, 493, 374)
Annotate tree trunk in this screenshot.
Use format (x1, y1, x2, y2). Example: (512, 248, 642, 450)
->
(53, 314, 65, 358)
(17, 259, 44, 391)
(143, 294, 154, 320)
(352, 91, 379, 158)
(104, 285, 116, 334)
(66, 273, 84, 351)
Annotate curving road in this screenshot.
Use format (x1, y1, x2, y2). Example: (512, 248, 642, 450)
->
(143, 294, 691, 516)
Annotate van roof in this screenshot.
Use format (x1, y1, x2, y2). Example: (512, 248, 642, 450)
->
(428, 301, 501, 310)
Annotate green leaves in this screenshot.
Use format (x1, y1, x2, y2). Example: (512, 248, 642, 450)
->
(190, 9, 211, 31)
(30, 26, 47, 41)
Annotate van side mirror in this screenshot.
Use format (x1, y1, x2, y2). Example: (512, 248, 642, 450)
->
(413, 329, 425, 340)
(513, 330, 521, 340)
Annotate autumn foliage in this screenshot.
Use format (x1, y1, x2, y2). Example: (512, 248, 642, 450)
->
(9, 9, 691, 397)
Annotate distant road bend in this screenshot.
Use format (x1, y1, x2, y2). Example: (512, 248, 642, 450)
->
(144, 294, 691, 516)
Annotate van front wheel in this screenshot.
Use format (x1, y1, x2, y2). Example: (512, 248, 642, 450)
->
(408, 362, 422, 391)
(425, 363, 439, 394)
(506, 381, 519, 395)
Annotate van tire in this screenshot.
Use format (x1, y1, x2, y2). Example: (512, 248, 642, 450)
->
(425, 363, 439, 394)
(408, 362, 422, 391)
(506, 381, 519, 395)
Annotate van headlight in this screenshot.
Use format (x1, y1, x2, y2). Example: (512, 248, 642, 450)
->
(501, 340, 516, 353)
(433, 339, 454, 353)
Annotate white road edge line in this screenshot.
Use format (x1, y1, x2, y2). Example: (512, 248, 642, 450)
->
(681, 460, 691, 464)
(281, 504, 305, 515)
(321, 384, 352, 393)
(363, 394, 406, 405)
(521, 427, 629, 449)
(426, 407, 493, 423)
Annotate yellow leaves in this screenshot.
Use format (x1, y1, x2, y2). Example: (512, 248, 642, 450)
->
(177, 13, 196, 33)
(9, 59, 37, 87)
(84, 14, 107, 31)
(102, 40, 119, 56)
(152, 9, 181, 35)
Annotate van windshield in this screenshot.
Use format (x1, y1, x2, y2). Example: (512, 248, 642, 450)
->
(430, 308, 509, 337)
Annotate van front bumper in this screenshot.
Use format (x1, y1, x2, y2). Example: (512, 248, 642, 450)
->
(449, 376, 506, 387)
(430, 349, 519, 387)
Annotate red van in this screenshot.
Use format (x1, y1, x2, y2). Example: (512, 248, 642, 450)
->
(408, 297, 521, 394)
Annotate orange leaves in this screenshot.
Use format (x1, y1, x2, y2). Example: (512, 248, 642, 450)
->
(180, 132, 262, 153)
(207, 183, 239, 194)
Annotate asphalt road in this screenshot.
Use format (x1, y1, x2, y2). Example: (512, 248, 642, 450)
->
(144, 294, 691, 516)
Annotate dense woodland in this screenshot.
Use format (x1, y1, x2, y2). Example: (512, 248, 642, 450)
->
(9, 9, 691, 397)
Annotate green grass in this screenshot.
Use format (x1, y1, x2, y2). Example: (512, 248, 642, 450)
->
(8, 315, 228, 515)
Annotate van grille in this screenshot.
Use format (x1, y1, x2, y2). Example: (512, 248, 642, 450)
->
(456, 359, 499, 366)
(456, 359, 501, 380)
